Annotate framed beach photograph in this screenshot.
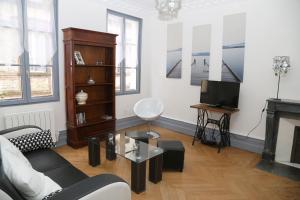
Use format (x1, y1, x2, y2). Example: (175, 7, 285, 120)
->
(191, 24, 211, 85)
(74, 51, 85, 65)
(166, 23, 182, 79)
(221, 13, 246, 83)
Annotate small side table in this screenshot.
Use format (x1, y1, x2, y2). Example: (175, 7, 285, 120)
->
(88, 137, 100, 166)
(190, 103, 239, 152)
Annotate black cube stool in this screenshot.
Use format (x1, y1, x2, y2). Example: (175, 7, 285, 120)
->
(157, 140, 185, 172)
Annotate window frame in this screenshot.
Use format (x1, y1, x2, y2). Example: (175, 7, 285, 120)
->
(106, 9, 142, 96)
(0, 0, 59, 107)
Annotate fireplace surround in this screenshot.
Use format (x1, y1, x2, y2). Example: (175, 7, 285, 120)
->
(258, 99, 300, 180)
(291, 126, 300, 164)
(263, 99, 300, 161)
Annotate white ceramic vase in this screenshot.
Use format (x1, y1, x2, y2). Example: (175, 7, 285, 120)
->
(75, 90, 88, 105)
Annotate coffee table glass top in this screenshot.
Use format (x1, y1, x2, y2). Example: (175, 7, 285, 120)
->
(115, 134, 163, 163)
(125, 130, 160, 140)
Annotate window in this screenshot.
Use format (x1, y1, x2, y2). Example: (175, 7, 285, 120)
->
(0, 0, 58, 106)
(107, 10, 142, 95)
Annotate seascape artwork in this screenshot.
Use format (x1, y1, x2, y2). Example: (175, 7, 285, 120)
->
(221, 13, 246, 83)
(190, 24, 211, 85)
(166, 23, 182, 78)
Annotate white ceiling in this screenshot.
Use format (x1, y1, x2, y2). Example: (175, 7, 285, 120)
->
(100, 0, 245, 16)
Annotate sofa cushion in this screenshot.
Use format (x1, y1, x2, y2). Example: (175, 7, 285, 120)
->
(25, 148, 88, 188)
(8, 130, 55, 153)
(0, 136, 62, 200)
(45, 165, 88, 188)
(24, 149, 71, 173)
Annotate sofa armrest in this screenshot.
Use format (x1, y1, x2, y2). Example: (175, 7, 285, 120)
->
(0, 125, 44, 140)
(49, 174, 131, 200)
(0, 125, 43, 135)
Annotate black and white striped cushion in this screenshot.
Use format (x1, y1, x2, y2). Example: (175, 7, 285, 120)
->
(8, 130, 55, 153)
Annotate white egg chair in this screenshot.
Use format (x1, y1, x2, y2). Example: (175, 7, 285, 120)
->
(133, 98, 164, 138)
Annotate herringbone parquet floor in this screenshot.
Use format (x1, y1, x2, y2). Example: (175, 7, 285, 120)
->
(55, 125, 300, 200)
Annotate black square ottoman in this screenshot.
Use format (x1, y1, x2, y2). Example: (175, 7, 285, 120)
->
(157, 140, 185, 172)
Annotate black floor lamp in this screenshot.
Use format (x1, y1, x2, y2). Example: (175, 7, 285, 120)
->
(273, 56, 291, 100)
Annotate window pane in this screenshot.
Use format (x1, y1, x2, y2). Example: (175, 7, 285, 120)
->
(125, 19, 139, 92)
(107, 14, 123, 68)
(0, 0, 23, 101)
(27, 0, 54, 32)
(115, 67, 121, 92)
(125, 19, 139, 45)
(0, 65, 22, 100)
(26, 0, 56, 99)
(28, 31, 54, 65)
(27, 0, 56, 66)
(125, 68, 136, 91)
(108, 13, 124, 93)
(125, 44, 138, 68)
(0, 0, 23, 65)
(30, 66, 53, 97)
(125, 19, 139, 69)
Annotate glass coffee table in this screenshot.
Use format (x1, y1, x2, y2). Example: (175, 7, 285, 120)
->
(115, 134, 164, 194)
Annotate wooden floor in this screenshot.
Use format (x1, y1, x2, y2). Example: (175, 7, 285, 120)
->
(55, 125, 300, 200)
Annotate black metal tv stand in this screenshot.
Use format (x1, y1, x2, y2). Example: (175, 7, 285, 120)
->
(190, 104, 239, 153)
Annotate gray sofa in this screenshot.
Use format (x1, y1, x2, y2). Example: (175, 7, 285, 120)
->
(0, 126, 131, 200)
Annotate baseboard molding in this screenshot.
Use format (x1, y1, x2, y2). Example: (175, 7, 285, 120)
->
(56, 116, 264, 154)
(56, 116, 145, 147)
(153, 117, 196, 136)
(153, 116, 264, 154)
(116, 116, 145, 130)
(230, 133, 264, 154)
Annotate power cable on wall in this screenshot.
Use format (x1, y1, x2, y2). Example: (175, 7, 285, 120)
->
(246, 101, 268, 138)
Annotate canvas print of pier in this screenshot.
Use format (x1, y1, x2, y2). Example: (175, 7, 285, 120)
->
(191, 24, 211, 85)
(221, 13, 246, 83)
(166, 23, 182, 78)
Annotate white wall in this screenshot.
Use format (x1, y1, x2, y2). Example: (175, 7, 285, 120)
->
(148, 0, 300, 140)
(0, 0, 151, 134)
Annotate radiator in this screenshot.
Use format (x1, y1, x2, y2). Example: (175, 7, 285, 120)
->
(4, 110, 57, 142)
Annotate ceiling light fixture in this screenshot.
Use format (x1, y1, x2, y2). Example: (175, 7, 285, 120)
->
(155, 0, 182, 20)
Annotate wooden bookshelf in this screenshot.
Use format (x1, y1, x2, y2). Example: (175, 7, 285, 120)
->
(63, 27, 117, 148)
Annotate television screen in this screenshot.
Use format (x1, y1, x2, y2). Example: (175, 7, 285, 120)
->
(200, 80, 240, 108)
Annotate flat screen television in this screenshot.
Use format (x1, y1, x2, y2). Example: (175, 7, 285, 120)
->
(200, 80, 240, 109)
